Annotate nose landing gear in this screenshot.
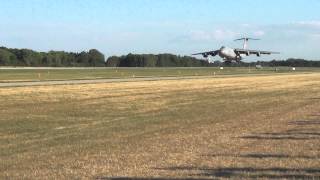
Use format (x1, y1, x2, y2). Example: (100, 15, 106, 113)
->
(224, 60, 232, 66)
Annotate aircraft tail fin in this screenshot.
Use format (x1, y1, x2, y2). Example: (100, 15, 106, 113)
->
(234, 37, 260, 49)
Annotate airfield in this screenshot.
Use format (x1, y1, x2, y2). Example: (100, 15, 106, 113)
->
(1, 67, 320, 179)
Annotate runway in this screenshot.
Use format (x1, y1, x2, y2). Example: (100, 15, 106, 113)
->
(0, 76, 216, 88)
(1, 72, 313, 88)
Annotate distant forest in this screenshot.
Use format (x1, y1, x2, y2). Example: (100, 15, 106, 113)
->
(106, 54, 209, 67)
(0, 46, 320, 67)
(0, 47, 105, 67)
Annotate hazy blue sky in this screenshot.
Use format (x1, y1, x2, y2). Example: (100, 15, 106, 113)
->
(1, 0, 320, 60)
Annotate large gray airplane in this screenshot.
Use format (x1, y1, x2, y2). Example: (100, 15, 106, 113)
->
(192, 37, 279, 62)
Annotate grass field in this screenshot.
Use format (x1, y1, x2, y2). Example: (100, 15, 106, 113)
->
(1, 72, 320, 179)
(1, 67, 320, 82)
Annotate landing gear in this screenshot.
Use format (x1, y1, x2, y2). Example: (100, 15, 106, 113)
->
(205, 56, 212, 63)
(235, 60, 242, 64)
(224, 61, 232, 66)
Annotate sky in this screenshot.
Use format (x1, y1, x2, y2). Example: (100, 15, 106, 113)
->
(0, 0, 320, 61)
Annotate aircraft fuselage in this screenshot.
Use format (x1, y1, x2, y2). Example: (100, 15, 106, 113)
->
(219, 46, 241, 61)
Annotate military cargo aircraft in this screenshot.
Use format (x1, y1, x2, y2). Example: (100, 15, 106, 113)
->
(192, 37, 279, 62)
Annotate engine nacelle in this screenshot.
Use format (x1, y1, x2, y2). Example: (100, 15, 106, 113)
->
(246, 51, 250, 56)
(256, 52, 261, 57)
(203, 54, 208, 58)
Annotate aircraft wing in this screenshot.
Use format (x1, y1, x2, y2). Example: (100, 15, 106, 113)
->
(192, 50, 219, 57)
(235, 48, 280, 56)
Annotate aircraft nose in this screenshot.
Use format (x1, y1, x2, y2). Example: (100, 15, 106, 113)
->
(220, 46, 226, 54)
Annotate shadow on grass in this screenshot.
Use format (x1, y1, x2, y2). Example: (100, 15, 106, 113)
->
(155, 167, 320, 179)
(240, 118, 320, 140)
(98, 166, 320, 180)
(289, 120, 320, 125)
(97, 177, 211, 180)
(308, 97, 320, 100)
(202, 153, 318, 159)
(101, 116, 320, 179)
(153, 117, 320, 179)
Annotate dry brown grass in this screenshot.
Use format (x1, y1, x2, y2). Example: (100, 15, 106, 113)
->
(1, 73, 320, 179)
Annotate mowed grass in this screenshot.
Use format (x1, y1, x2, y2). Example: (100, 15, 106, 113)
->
(1, 67, 320, 82)
(0, 73, 320, 179)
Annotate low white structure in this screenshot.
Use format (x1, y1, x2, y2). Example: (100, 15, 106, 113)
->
(255, 65, 263, 69)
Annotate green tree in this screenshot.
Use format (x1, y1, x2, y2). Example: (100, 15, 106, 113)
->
(88, 49, 105, 66)
(0, 49, 17, 65)
(106, 56, 120, 67)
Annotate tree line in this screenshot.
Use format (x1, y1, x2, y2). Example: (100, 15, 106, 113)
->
(0, 46, 319, 67)
(107, 55, 320, 67)
(254, 59, 320, 67)
(106, 53, 210, 67)
(0, 47, 105, 67)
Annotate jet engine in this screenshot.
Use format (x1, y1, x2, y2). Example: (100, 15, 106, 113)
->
(236, 55, 242, 61)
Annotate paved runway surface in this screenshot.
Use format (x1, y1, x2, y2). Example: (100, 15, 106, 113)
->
(0, 76, 217, 88)
(1, 72, 311, 88)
